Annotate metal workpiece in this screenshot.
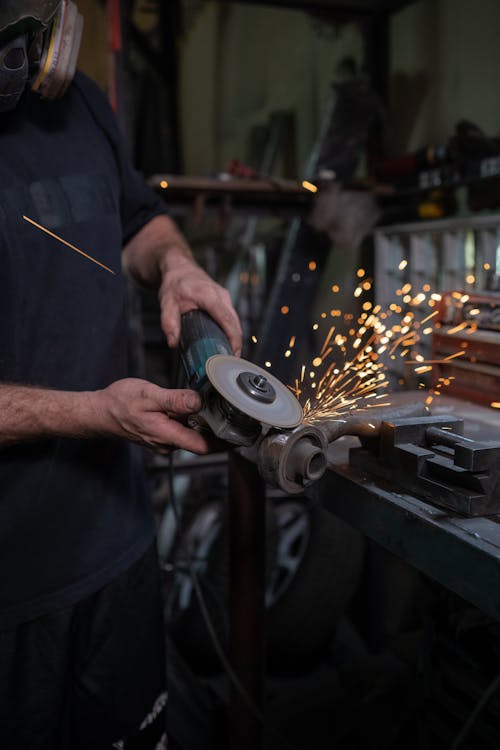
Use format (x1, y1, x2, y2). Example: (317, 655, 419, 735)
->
(254, 424, 328, 495)
(236, 401, 430, 494)
(311, 400, 429, 443)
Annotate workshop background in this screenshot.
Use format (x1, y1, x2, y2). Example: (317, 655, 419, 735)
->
(76, 1, 500, 749)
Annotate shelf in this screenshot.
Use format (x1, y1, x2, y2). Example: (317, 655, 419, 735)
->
(148, 174, 314, 215)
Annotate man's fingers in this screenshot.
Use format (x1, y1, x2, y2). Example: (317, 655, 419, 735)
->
(159, 272, 242, 355)
(136, 382, 202, 415)
(201, 292, 243, 356)
(160, 299, 181, 348)
(155, 388, 202, 415)
(153, 418, 210, 454)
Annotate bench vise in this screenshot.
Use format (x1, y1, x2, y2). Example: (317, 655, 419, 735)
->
(349, 415, 500, 516)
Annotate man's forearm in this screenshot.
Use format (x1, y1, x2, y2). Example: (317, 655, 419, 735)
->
(0, 384, 99, 447)
(122, 214, 195, 287)
(0, 379, 210, 454)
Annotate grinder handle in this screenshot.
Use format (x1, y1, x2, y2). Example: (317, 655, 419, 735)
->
(179, 310, 233, 390)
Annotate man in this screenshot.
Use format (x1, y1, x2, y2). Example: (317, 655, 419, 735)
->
(0, 2, 242, 748)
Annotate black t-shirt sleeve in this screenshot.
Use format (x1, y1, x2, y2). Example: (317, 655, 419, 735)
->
(72, 72, 167, 245)
(117, 146, 168, 245)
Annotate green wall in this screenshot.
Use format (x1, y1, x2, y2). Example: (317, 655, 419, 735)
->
(179, 1, 363, 175)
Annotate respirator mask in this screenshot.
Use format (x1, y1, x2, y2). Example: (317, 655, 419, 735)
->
(0, 0, 83, 112)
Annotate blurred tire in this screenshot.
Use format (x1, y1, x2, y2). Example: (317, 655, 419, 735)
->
(266, 501, 364, 675)
(165, 498, 364, 676)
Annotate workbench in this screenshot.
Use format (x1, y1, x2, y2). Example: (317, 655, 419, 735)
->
(319, 396, 500, 620)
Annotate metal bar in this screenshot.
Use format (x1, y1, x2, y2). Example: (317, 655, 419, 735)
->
(228, 452, 266, 750)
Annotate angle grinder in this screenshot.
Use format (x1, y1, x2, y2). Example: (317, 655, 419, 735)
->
(179, 310, 328, 493)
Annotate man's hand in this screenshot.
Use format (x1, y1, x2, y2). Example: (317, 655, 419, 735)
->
(158, 259, 242, 355)
(92, 378, 210, 454)
(122, 215, 243, 356)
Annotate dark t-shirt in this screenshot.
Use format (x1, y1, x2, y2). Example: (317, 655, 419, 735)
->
(0, 73, 167, 627)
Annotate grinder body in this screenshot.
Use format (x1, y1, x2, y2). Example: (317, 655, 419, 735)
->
(179, 310, 262, 446)
(179, 310, 233, 389)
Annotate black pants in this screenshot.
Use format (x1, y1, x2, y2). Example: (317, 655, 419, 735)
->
(0, 544, 167, 750)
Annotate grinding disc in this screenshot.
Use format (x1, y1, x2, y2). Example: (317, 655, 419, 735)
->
(205, 355, 303, 429)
